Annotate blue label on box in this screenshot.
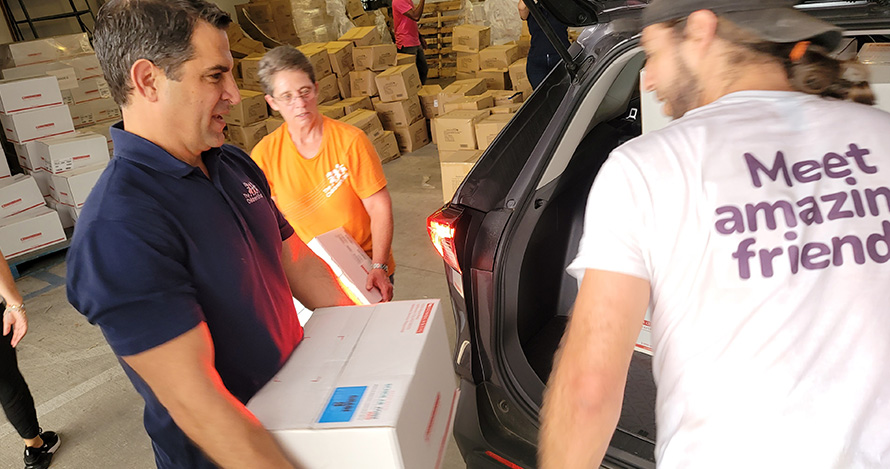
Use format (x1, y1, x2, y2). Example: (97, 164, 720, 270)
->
(318, 386, 367, 423)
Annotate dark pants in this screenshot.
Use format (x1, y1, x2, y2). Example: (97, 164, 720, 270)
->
(397, 45, 428, 85)
(0, 329, 39, 439)
(527, 52, 562, 89)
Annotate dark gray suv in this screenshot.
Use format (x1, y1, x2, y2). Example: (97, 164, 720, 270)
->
(427, 1, 890, 467)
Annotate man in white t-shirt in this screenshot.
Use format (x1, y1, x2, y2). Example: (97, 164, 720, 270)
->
(539, 1, 890, 468)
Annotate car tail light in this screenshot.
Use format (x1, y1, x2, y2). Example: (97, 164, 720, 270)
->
(485, 450, 526, 469)
(427, 206, 462, 274)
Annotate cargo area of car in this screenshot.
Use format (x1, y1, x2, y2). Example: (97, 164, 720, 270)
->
(497, 48, 658, 465)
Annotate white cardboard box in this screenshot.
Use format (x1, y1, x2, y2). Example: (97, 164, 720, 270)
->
(0, 145, 10, 180)
(2, 63, 78, 90)
(45, 197, 75, 228)
(0, 76, 64, 114)
(308, 227, 384, 305)
(0, 206, 66, 259)
(0, 104, 74, 143)
(248, 299, 458, 469)
(36, 132, 110, 174)
(77, 122, 114, 152)
(0, 33, 93, 68)
(0, 175, 45, 218)
(25, 168, 52, 197)
(69, 77, 111, 104)
(49, 164, 105, 208)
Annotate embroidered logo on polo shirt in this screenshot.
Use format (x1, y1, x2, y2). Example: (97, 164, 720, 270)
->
(323, 164, 350, 198)
(242, 181, 264, 204)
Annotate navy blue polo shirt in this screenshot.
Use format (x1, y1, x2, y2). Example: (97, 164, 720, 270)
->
(67, 123, 303, 469)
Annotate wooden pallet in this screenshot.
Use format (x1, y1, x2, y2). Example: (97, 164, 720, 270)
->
(420, 4, 462, 79)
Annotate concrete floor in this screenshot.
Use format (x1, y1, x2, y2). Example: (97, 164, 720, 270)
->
(0, 142, 467, 468)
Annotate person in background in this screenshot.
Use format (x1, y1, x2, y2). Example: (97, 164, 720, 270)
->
(252, 46, 395, 302)
(518, 0, 570, 88)
(0, 252, 60, 469)
(67, 1, 352, 468)
(392, 0, 429, 84)
(539, 0, 890, 467)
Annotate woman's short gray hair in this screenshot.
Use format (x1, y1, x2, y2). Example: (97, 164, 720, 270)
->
(257, 46, 316, 96)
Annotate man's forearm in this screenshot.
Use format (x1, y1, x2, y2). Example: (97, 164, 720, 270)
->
(168, 386, 301, 469)
(409, 0, 426, 21)
(281, 235, 353, 308)
(123, 325, 303, 469)
(538, 334, 625, 468)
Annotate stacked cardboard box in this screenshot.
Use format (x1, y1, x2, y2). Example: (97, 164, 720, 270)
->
(224, 89, 270, 153)
(373, 64, 428, 155)
(235, 0, 300, 45)
(432, 81, 524, 201)
(0, 35, 120, 155)
(226, 24, 267, 59)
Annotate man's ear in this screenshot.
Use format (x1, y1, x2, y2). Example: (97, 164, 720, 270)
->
(129, 58, 162, 102)
(683, 9, 719, 65)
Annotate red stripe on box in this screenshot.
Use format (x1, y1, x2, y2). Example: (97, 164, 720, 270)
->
(14, 129, 75, 144)
(6, 202, 45, 216)
(6, 100, 65, 113)
(435, 388, 460, 469)
(5, 237, 65, 258)
(1, 198, 22, 208)
(416, 302, 433, 334)
(425, 392, 441, 442)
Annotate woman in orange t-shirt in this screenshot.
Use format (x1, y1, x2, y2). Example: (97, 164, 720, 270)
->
(250, 46, 394, 301)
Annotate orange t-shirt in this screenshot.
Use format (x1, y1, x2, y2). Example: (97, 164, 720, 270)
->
(251, 117, 395, 273)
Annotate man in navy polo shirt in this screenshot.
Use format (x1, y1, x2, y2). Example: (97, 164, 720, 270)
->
(66, 1, 352, 468)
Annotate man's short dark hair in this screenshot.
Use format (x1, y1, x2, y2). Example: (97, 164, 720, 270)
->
(94, 0, 232, 106)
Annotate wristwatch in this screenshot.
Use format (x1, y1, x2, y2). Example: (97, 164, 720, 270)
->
(371, 263, 389, 274)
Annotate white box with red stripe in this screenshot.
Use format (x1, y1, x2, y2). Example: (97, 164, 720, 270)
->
(0, 104, 74, 144)
(35, 132, 109, 174)
(248, 299, 458, 469)
(0, 206, 65, 259)
(0, 76, 64, 113)
(0, 175, 45, 219)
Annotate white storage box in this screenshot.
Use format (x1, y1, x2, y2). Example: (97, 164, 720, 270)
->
(0, 104, 74, 143)
(0, 206, 66, 259)
(36, 132, 109, 174)
(77, 122, 114, 152)
(2, 64, 77, 91)
(45, 197, 75, 228)
(0, 33, 93, 68)
(0, 145, 10, 180)
(25, 168, 52, 197)
(308, 226, 384, 304)
(636, 308, 653, 356)
(0, 76, 64, 114)
(69, 77, 111, 104)
(49, 164, 105, 209)
(248, 299, 458, 469)
(0, 175, 44, 218)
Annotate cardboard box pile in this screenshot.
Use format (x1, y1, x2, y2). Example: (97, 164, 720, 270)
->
(0, 34, 121, 147)
(247, 299, 457, 469)
(235, 0, 299, 45)
(439, 150, 482, 203)
(431, 80, 524, 201)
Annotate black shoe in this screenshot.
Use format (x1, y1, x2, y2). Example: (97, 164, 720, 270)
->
(23, 430, 60, 469)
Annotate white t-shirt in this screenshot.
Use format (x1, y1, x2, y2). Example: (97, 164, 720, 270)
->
(567, 91, 890, 468)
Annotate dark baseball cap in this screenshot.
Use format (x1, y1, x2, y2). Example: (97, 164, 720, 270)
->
(642, 0, 843, 50)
